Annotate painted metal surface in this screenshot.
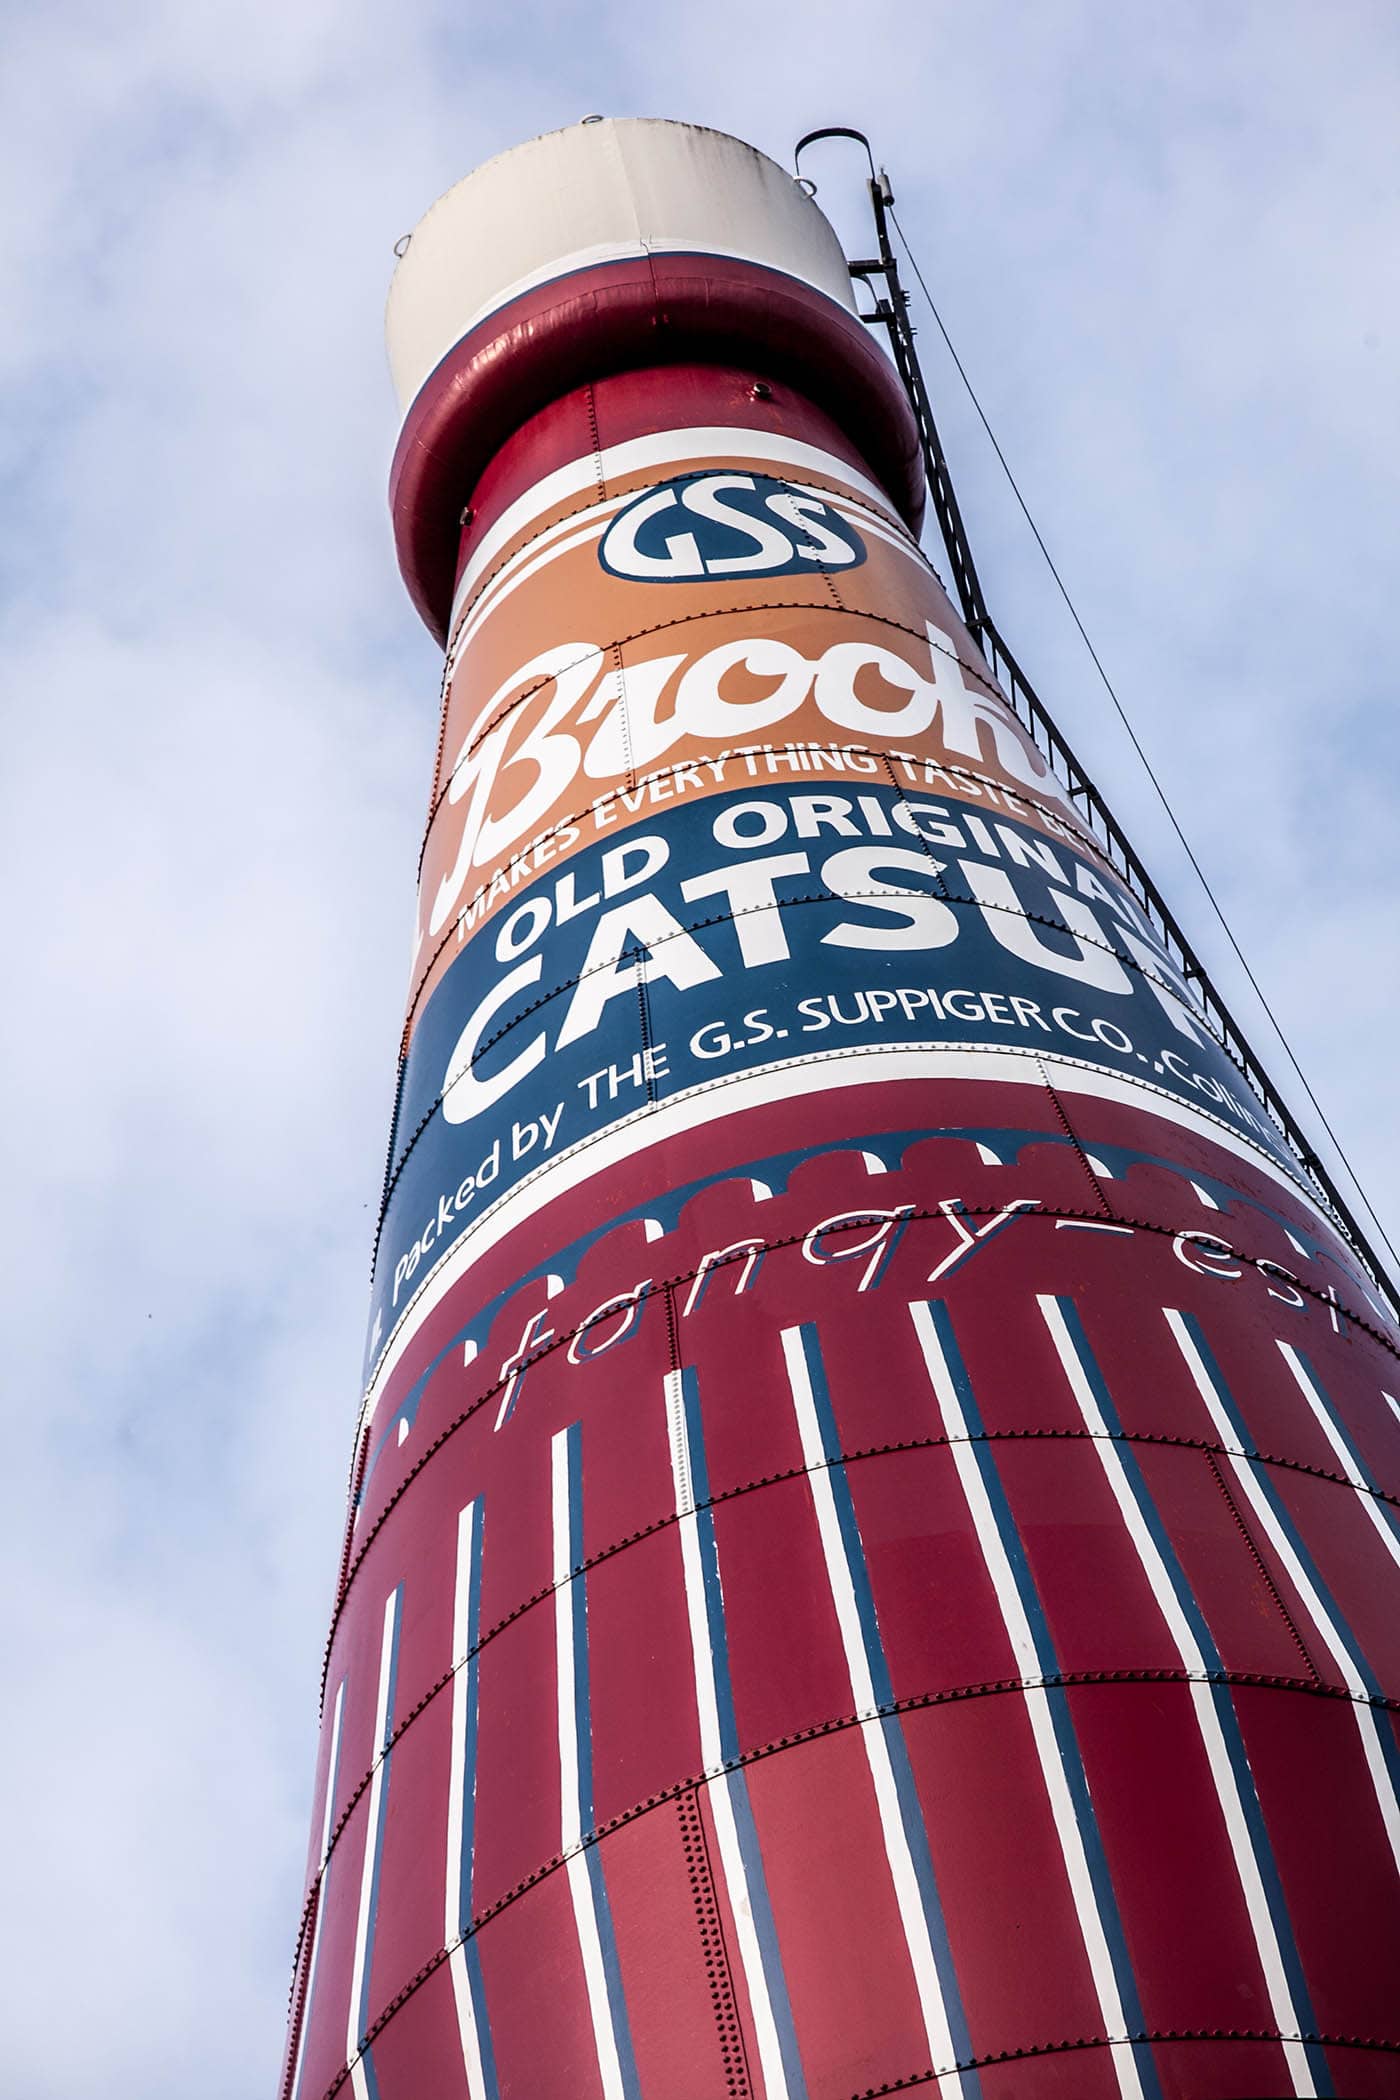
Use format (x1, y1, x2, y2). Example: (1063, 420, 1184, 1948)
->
(385, 118, 858, 414)
(280, 120, 1400, 2099)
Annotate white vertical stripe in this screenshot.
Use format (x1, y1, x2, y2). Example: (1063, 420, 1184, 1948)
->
(348, 1592, 399, 2100)
(664, 1371, 791, 2099)
(564, 1852, 625, 2100)
(318, 1683, 347, 1867)
(447, 1501, 490, 2100)
(551, 1433, 583, 1852)
(1167, 1309, 1400, 1876)
(551, 1430, 627, 2100)
(290, 1679, 345, 2100)
(1277, 1344, 1400, 1574)
(909, 1302, 1145, 2100)
(1039, 1297, 1313, 2096)
(780, 1330, 966, 2100)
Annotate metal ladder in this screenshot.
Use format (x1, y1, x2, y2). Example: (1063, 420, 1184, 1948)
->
(794, 125, 1397, 1312)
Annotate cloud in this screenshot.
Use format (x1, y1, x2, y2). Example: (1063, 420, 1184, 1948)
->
(3, 3, 1397, 2092)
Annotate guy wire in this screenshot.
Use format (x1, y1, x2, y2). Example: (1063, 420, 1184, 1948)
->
(889, 204, 1400, 1284)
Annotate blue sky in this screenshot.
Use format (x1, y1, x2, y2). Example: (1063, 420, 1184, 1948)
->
(3, 3, 1397, 2093)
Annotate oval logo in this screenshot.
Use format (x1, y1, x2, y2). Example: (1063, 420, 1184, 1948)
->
(599, 472, 867, 583)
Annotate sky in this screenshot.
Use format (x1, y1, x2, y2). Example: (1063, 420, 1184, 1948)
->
(2, 3, 1398, 2093)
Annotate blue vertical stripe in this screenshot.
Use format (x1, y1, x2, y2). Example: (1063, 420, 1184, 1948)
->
(679, 1367, 809, 2098)
(792, 1324, 981, 2092)
(921, 1299, 1163, 2100)
(565, 1422, 594, 1833)
(456, 1505, 486, 1930)
(1053, 1299, 1331, 2095)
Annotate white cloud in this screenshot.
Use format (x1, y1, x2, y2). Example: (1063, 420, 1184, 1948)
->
(3, 3, 1397, 2092)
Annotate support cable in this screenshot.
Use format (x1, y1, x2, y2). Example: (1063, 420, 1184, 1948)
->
(888, 206, 1400, 1291)
(792, 127, 1398, 1307)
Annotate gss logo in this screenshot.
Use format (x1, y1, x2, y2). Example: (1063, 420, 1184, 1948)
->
(599, 471, 867, 583)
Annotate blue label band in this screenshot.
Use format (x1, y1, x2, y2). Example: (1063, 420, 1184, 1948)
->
(369, 783, 1288, 1353)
